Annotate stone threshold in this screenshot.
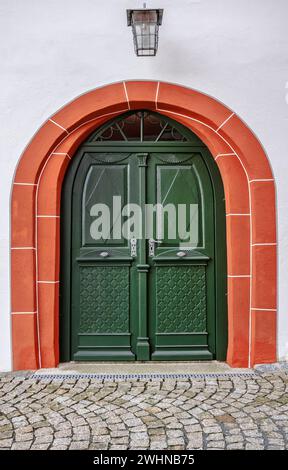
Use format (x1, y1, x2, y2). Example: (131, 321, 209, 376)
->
(2, 361, 287, 380)
(31, 361, 256, 379)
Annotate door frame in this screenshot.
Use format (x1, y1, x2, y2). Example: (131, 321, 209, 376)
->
(11, 80, 277, 370)
(60, 112, 227, 362)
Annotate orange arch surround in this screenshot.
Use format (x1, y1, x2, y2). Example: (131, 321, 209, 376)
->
(11, 81, 277, 369)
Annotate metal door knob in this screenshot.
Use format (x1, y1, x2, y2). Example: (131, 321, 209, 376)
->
(99, 251, 109, 258)
(177, 251, 186, 258)
(151, 239, 163, 244)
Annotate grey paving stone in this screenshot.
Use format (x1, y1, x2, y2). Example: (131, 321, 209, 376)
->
(15, 432, 34, 442)
(11, 441, 32, 450)
(0, 370, 288, 450)
(227, 443, 245, 449)
(69, 441, 89, 450)
(0, 438, 13, 447)
(31, 443, 50, 450)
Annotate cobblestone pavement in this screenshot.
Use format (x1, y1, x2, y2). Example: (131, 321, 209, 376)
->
(0, 372, 288, 450)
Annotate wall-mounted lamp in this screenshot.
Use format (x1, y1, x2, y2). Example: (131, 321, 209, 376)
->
(127, 4, 163, 57)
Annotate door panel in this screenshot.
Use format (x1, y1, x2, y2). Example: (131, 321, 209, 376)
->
(156, 164, 202, 246)
(79, 265, 129, 334)
(82, 164, 127, 246)
(156, 265, 206, 333)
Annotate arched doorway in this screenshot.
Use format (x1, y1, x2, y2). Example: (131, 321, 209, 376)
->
(60, 111, 227, 361)
(11, 81, 277, 369)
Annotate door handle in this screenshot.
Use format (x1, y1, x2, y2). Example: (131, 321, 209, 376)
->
(148, 239, 163, 257)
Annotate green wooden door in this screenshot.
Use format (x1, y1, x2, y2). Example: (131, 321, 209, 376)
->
(69, 149, 217, 361)
(71, 152, 138, 360)
(60, 110, 227, 362)
(147, 153, 215, 360)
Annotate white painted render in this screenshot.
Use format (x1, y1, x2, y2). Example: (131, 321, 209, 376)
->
(0, 0, 287, 370)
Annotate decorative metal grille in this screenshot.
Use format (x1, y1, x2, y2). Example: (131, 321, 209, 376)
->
(88, 111, 188, 143)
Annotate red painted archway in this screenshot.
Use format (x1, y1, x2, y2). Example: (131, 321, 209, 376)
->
(11, 81, 277, 369)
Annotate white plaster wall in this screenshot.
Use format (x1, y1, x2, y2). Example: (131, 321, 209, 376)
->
(0, 0, 288, 370)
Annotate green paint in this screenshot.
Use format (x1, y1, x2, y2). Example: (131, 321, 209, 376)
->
(136, 153, 150, 360)
(60, 111, 227, 362)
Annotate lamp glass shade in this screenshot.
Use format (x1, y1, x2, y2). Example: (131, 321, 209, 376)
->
(128, 9, 163, 56)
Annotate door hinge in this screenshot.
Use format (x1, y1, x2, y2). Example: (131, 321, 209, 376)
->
(130, 238, 137, 257)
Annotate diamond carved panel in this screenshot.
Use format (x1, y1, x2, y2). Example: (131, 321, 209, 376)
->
(79, 266, 129, 333)
(156, 266, 207, 333)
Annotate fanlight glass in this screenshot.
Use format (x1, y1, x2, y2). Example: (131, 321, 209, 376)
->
(89, 111, 188, 142)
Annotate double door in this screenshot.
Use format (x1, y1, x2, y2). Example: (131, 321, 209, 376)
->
(70, 148, 215, 360)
